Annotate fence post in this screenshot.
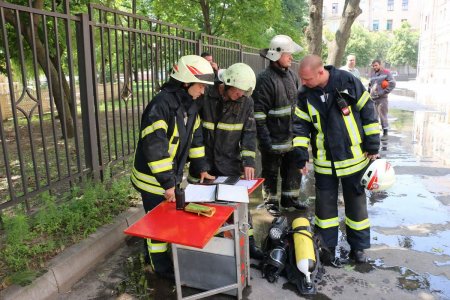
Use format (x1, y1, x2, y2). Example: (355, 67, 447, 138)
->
(76, 13, 100, 180)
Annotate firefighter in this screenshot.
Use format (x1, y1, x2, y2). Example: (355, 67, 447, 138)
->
(131, 55, 215, 278)
(253, 35, 307, 216)
(189, 63, 264, 259)
(293, 55, 380, 264)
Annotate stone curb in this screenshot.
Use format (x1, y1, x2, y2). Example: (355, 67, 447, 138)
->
(0, 205, 145, 300)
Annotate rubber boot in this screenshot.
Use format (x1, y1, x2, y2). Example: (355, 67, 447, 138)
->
(249, 235, 264, 260)
(381, 129, 388, 141)
(349, 249, 368, 263)
(150, 252, 174, 280)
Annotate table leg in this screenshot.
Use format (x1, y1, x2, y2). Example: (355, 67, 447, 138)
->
(172, 243, 183, 300)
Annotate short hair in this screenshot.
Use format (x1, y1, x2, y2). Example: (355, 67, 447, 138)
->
(201, 52, 211, 58)
(372, 59, 381, 65)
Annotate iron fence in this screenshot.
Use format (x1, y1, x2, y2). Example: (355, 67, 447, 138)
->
(0, 1, 297, 212)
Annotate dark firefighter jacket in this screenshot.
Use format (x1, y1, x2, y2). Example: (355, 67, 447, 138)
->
(253, 64, 299, 153)
(131, 83, 207, 195)
(293, 66, 380, 177)
(193, 85, 256, 176)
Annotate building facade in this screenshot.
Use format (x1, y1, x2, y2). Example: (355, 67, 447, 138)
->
(323, 0, 421, 33)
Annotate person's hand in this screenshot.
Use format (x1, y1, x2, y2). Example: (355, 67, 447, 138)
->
(365, 153, 380, 161)
(199, 171, 215, 183)
(243, 167, 255, 180)
(164, 187, 175, 202)
(210, 61, 219, 71)
(299, 165, 309, 176)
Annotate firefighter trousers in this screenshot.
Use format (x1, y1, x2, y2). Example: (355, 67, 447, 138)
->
(141, 191, 173, 274)
(314, 169, 370, 250)
(260, 149, 302, 205)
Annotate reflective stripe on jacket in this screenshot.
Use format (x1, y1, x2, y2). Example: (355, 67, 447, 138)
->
(131, 84, 207, 194)
(293, 66, 380, 177)
(253, 64, 299, 153)
(195, 85, 256, 176)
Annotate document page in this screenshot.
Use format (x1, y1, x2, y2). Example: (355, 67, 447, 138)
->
(235, 179, 258, 190)
(185, 184, 216, 202)
(216, 184, 249, 203)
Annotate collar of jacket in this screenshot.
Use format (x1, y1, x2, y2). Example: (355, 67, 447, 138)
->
(208, 84, 244, 104)
(269, 63, 290, 76)
(162, 84, 196, 114)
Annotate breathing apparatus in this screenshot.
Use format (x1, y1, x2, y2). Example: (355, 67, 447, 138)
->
(262, 216, 289, 283)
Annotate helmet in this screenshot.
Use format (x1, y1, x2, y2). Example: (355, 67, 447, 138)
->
(170, 55, 215, 84)
(266, 35, 303, 62)
(361, 159, 396, 191)
(217, 63, 256, 96)
(381, 79, 389, 89)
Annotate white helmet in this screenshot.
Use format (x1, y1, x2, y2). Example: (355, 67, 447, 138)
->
(266, 35, 303, 62)
(170, 55, 215, 85)
(217, 63, 256, 97)
(361, 159, 396, 191)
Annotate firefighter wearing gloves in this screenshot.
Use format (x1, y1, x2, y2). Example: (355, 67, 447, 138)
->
(253, 35, 307, 216)
(189, 63, 263, 259)
(293, 55, 380, 264)
(131, 55, 215, 278)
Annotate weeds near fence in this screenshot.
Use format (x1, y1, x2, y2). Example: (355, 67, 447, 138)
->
(0, 173, 139, 290)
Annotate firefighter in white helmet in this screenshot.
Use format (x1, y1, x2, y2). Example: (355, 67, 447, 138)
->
(189, 63, 263, 259)
(131, 55, 215, 279)
(253, 35, 305, 216)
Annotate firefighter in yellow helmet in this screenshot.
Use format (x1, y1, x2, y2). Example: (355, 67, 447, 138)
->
(189, 62, 263, 259)
(131, 55, 215, 278)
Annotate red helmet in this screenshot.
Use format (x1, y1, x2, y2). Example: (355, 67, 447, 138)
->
(381, 79, 389, 89)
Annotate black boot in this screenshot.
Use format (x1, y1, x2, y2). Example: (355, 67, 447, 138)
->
(249, 236, 264, 260)
(150, 252, 175, 280)
(381, 129, 388, 141)
(264, 199, 281, 216)
(320, 247, 346, 268)
(280, 198, 308, 210)
(349, 249, 368, 263)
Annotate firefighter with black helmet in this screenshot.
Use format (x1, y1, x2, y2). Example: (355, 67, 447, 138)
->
(189, 62, 264, 259)
(131, 55, 215, 278)
(253, 35, 307, 216)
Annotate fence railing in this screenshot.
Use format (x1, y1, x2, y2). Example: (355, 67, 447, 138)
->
(0, 1, 296, 212)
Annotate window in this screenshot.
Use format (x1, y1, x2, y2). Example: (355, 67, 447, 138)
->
(402, 0, 408, 10)
(332, 3, 338, 14)
(387, 0, 394, 11)
(373, 20, 379, 31)
(387, 20, 393, 30)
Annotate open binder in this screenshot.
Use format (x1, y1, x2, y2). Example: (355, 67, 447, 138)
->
(185, 183, 249, 203)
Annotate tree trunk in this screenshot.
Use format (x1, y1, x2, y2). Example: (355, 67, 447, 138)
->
(326, 0, 362, 66)
(306, 0, 323, 56)
(199, 0, 212, 35)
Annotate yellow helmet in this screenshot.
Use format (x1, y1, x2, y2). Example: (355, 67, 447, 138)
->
(170, 55, 215, 84)
(361, 159, 396, 191)
(218, 63, 256, 97)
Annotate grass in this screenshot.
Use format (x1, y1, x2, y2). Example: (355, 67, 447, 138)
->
(0, 173, 140, 290)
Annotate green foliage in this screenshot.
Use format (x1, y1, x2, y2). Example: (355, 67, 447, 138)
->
(344, 25, 374, 67)
(0, 175, 139, 287)
(386, 22, 419, 67)
(371, 31, 393, 63)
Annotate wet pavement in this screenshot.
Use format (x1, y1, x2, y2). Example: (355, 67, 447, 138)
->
(61, 83, 450, 299)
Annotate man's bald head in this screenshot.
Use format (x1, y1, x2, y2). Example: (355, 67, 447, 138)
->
(298, 55, 328, 88)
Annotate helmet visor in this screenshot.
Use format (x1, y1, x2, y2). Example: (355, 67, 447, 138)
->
(194, 73, 215, 84)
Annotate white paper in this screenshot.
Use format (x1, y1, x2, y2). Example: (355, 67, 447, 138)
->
(213, 176, 228, 184)
(185, 184, 216, 203)
(216, 184, 249, 203)
(234, 179, 258, 190)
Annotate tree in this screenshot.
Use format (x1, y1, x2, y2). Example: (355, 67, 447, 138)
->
(326, 0, 362, 66)
(386, 21, 419, 68)
(305, 0, 323, 55)
(371, 31, 393, 64)
(344, 25, 374, 67)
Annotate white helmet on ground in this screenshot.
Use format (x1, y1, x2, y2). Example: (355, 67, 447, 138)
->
(361, 159, 396, 191)
(170, 55, 215, 84)
(266, 35, 303, 62)
(217, 63, 256, 97)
